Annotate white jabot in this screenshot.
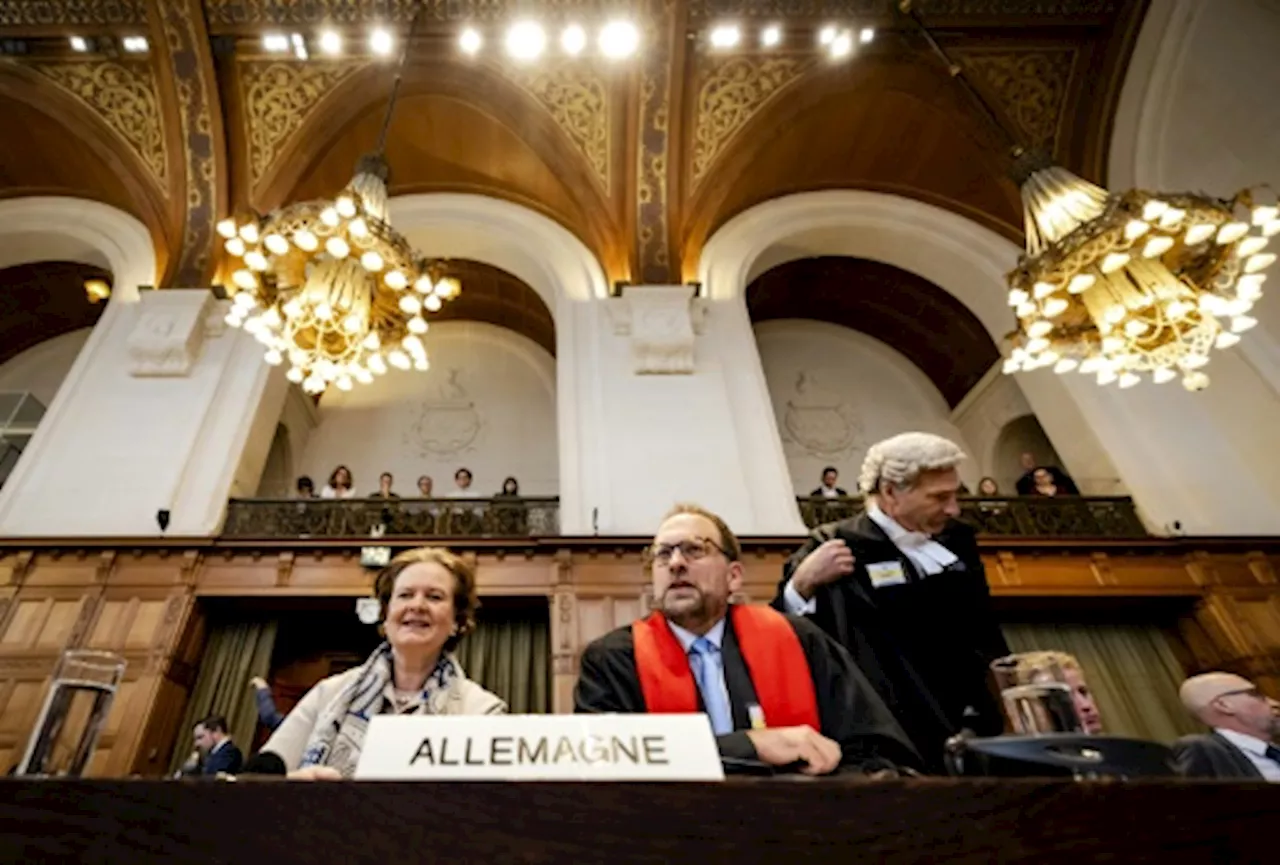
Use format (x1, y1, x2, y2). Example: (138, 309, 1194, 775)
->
(820, 486, 840, 498)
(866, 503, 958, 577)
(1215, 728, 1280, 782)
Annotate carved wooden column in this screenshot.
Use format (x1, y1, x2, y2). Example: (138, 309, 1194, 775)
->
(549, 550, 578, 715)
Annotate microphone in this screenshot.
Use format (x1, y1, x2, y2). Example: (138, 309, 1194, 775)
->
(239, 751, 287, 777)
(592, 507, 598, 535)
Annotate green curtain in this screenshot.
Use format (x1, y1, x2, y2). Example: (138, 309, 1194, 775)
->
(1002, 622, 1200, 744)
(168, 619, 278, 773)
(455, 616, 549, 714)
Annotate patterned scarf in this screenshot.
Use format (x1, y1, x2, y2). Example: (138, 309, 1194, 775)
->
(299, 641, 459, 778)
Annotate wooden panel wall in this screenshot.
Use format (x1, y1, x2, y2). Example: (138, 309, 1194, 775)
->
(1, 538, 1278, 775)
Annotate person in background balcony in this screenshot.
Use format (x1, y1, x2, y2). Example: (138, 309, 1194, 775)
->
(295, 476, 316, 498)
(250, 676, 285, 731)
(773, 432, 1009, 773)
(1029, 468, 1062, 498)
(497, 477, 520, 497)
(977, 477, 1000, 496)
(1014, 452, 1079, 496)
(262, 547, 506, 779)
(810, 466, 849, 498)
(447, 467, 474, 498)
(416, 475, 434, 497)
(576, 503, 920, 776)
(369, 472, 399, 499)
(321, 465, 356, 499)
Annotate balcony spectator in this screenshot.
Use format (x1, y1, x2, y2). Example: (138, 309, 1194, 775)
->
(295, 476, 316, 498)
(416, 475, 434, 498)
(977, 477, 999, 496)
(370, 472, 399, 499)
(1015, 452, 1079, 496)
(498, 477, 520, 497)
(810, 466, 849, 498)
(447, 467, 474, 498)
(1029, 468, 1063, 497)
(321, 465, 356, 499)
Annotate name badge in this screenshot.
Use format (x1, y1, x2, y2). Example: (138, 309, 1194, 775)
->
(354, 714, 724, 781)
(866, 560, 907, 588)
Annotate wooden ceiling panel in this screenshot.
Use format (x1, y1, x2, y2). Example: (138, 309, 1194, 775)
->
(434, 260, 556, 358)
(746, 256, 999, 406)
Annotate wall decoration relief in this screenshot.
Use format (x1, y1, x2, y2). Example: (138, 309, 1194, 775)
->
(404, 369, 483, 458)
(781, 371, 863, 459)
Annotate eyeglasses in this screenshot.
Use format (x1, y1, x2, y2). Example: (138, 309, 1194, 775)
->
(647, 537, 726, 567)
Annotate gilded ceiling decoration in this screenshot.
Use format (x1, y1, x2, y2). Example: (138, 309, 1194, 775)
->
(503, 62, 610, 189)
(692, 55, 812, 185)
(635, 0, 675, 285)
(684, 0, 1116, 18)
(957, 49, 1077, 153)
(202, 0, 619, 27)
(0, 1, 147, 26)
(240, 59, 371, 186)
(31, 61, 168, 186)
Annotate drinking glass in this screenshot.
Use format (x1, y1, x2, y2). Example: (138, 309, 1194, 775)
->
(991, 653, 1083, 735)
(15, 650, 126, 778)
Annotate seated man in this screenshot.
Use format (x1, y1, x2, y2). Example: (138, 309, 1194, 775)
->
(1173, 672, 1280, 781)
(575, 503, 921, 776)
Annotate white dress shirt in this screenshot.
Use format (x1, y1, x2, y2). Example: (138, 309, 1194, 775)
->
(1215, 728, 1280, 781)
(320, 486, 356, 499)
(667, 618, 731, 717)
(782, 502, 960, 616)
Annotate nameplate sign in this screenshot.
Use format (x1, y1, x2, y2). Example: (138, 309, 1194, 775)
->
(354, 714, 724, 781)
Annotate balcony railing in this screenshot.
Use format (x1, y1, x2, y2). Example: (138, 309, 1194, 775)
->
(797, 495, 1149, 539)
(222, 496, 560, 540)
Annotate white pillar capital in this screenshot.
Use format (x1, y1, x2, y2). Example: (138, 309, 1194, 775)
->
(126, 289, 229, 377)
(607, 285, 707, 374)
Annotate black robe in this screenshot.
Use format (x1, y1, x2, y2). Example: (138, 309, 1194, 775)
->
(1015, 466, 1080, 496)
(772, 512, 1009, 773)
(574, 610, 921, 775)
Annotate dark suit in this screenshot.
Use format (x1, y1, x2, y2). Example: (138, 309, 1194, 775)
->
(773, 512, 1009, 773)
(201, 740, 244, 776)
(1172, 732, 1268, 780)
(574, 610, 921, 774)
(810, 486, 850, 497)
(1015, 466, 1080, 496)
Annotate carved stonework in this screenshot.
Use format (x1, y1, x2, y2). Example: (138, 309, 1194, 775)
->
(404, 369, 483, 457)
(127, 291, 224, 377)
(240, 59, 370, 186)
(636, 0, 675, 284)
(504, 62, 610, 188)
(685, 0, 1116, 17)
(693, 55, 810, 184)
(0, 1, 147, 26)
(780, 370, 864, 459)
(31, 61, 167, 186)
(158, 0, 222, 287)
(203, 1, 621, 28)
(957, 49, 1077, 153)
(608, 285, 706, 375)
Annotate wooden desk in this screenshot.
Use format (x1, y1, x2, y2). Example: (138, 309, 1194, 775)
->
(0, 778, 1276, 863)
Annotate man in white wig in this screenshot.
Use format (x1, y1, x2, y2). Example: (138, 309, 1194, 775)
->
(773, 432, 1009, 773)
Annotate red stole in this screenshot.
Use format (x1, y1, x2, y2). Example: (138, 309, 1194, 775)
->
(631, 605, 821, 730)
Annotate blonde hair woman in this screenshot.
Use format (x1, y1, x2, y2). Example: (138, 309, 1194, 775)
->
(264, 547, 505, 779)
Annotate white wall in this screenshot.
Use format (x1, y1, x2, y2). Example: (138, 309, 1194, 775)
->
(299, 322, 558, 497)
(0, 328, 91, 408)
(754, 320, 976, 493)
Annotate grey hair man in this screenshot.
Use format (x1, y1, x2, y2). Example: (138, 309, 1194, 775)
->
(772, 431, 1009, 773)
(1172, 672, 1280, 781)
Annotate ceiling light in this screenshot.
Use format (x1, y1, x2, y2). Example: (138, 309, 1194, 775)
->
(818, 25, 837, 45)
(369, 28, 393, 56)
(84, 278, 110, 303)
(291, 33, 308, 60)
(599, 20, 639, 59)
(263, 33, 289, 52)
(709, 25, 740, 50)
(459, 27, 482, 56)
(829, 30, 852, 59)
(561, 24, 586, 56)
(505, 20, 546, 61)
(121, 36, 148, 53)
(319, 30, 342, 55)
(69, 35, 88, 52)
(760, 24, 782, 47)
(860, 27, 875, 44)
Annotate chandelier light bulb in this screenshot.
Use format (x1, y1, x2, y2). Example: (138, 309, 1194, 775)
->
(760, 24, 782, 47)
(261, 308, 282, 328)
(224, 237, 246, 257)
(1237, 236, 1268, 258)
(710, 25, 741, 50)
(362, 332, 381, 350)
(320, 207, 340, 227)
(238, 223, 260, 244)
(1244, 252, 1276, 273)
(244, 251, 269, 271)
(402, 334, 424, 354)
(232, 269, 257, 290)
(1216, 222, 1250, 245)
(326, 236, 350, 258)
(283, 299, 304, 319)
(361, 250, 384, 272)
(354, 368, 374, 385)
(1053, 358, 1078, 374)
(1231, 315, 1258, 333)
(342, 314, 363, 334)
(1141, 200, 1168, 221)
(1007, 287, 1029, 306)
(1253, 206, 1279, 226)
(414, 275, 434, 294)
(506, 20, 546, 60)
(348, 217, 369, 238)
(233, 291, 256, 309)
(1151, 366, 1176, 384)
(1184, 223, 1215, 245)
(264, 349, 283, 366)
(399, 294, 422, 314)
(1123, 319, 1148, 337)
(459, 27, 483, 56)
(1181, 353, 1210, 370)
(1118, 372, 1141, 389)
(370, 28, 394, 56)
(414, 356, 430, 371)
(264, 233, 289, 255)
(216, 219, 238, 239)
(599, 20, 640, 59)
(1100, 252, 1130, 274)
(424, 294, 443, 312)
(829, 30, 853, 59)
(434, 277, 460, 298)
(1026, 336, 1050, 353)
(1236, 274, 1266, 299)
(408, 316, 428, 334)
(388, 350, 411, 370)
(1032, 281, 1055, 299)
(1027, 320, 1053, 339)
(293, 229, 319, 251)
(1015, 301, 1036, 318)
(1096, 367, 1118, 386)
(1216, 331, 1242, 349)
(1141, 236, 1174, 258)
(285, 366, 304, 383)
(224, 312, 243, 328)
(1067, 273, 1096, 294)
(336, 376, 353, 391)
(1123, 219, 1149, 241)
(319, 30, 342, 55)
(1001, 357, 1020, 374)
(335, 196, 357, 218)
(384, 270, 408, 290)
(561, 24, 587, 56)
(1182, 371, 1210, 391)
(314, 302, 333, 320)
(1101, 335, 1125, 354)
(368, 354, 388, 375)
(1043, 297, 1068, 318)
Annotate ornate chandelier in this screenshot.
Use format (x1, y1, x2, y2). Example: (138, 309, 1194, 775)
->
(216, 4, 457, 394)
(900, 1, 1275, 391)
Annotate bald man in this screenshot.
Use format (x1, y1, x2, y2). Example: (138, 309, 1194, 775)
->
(1172, 672, 1280, 781)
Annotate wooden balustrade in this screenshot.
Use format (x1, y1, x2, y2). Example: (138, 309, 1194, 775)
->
(222, 496, 560, 539)
(798, 495, 1149, 538)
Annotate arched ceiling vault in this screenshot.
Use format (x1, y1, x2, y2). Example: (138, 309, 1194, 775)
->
(0, 261, 110, 369)
(0, 1, 1147, 292)
(434, 260, 556, 358)
(747, 257, 999, 407)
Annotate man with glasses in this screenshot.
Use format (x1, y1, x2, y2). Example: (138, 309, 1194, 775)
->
(574, 503, 920, 776)
(1174, 672, 1280, 781)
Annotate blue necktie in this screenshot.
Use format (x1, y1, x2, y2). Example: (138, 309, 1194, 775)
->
(689, 637, 732, 736)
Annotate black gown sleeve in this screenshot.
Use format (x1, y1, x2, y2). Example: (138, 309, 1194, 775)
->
(792, 616, 923, 773)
